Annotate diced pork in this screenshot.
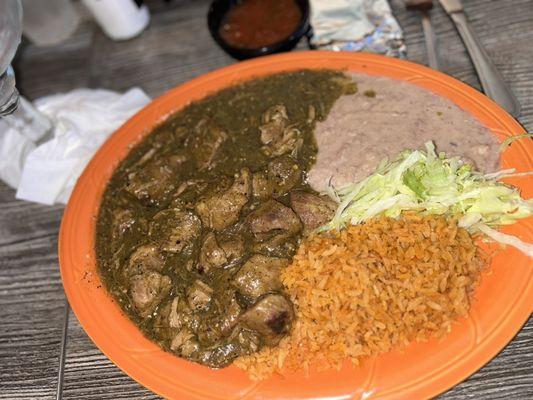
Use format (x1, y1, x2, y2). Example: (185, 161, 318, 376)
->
(124, 244, 165, 278)
(240, 294, 294, 346)
(187, 280, 213, 311)
(246, 199, 301, 235)
(125, 154, 184, 206)
(195, 168, 251, 231)
(259, 105, 303, 157)
(149, 209, 202, 253)
(289, 191, 337, 234)
(130, 271, 171, 317)
(267, 156, 302, 197)
(233, 255, 287, 300)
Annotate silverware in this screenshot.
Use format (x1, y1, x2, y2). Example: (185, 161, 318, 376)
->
(438, 0, 521, 117)
(405, 0, 441, 70)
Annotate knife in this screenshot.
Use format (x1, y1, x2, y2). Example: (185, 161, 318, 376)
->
(438, 0, 521, 117)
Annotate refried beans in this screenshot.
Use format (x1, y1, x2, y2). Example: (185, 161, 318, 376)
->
(308, 73, 501, 192)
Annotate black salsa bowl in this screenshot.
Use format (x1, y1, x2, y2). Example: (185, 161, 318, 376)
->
(207, 0, 311, 60)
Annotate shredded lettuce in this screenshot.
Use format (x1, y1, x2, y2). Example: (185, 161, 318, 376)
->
(321, 141, 533, 256)
(476, 224, 533, 258)
(499, 133, 533, 152)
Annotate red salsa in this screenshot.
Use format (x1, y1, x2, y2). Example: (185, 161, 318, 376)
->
(219, 0, 302, 49)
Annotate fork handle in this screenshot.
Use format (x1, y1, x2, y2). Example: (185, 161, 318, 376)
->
(421, 12, 440, 70)
(450, 12, 521, 117)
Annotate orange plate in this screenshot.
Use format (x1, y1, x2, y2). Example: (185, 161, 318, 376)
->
(59, 52, 533, 399)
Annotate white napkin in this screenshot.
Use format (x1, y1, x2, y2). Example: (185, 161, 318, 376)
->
(0, 119, 36, 188)
(0, 87, 150, 205)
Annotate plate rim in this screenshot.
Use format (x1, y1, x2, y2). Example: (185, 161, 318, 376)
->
(59, 51, 533, 400)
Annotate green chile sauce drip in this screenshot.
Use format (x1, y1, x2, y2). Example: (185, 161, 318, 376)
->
(96, 70, 357, 367)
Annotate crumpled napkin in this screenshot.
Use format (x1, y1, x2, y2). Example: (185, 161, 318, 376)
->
(0, 87, 150, 205)
(310, 0, 406, 57)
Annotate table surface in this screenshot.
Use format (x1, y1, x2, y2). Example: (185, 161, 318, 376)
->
(1, 0, 532, 398)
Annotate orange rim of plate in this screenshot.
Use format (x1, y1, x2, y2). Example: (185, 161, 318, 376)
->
(59, 51, 533, 400)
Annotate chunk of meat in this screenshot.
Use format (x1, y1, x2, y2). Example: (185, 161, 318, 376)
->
(198, 232, 227, 272)
(233, 255, 288, 300)
(195, 168, 251, 231)
(196, 342, 240, 368)
(170, 328, 198, 356)
(108, 205, 148, 259)
(219, 235, 245, 264)
(251, 233, 297, 258)
(129, 271, 171, 317)
(170, 179, 209, 209)
(151, 301, 176, 341)
(252, 171, 273, 200)
(251, 157, 301, 200)
(194, 328, 260, 368)
(187, 280, 213, 311)
(289, 191, 337, 234)
(267, 156, 302, 197)
(153, 296, 200, 344)
(259, 105, 303, 157)
(168, 297, 196, 330)
(196, 291, 242, 346)
(235, 329, 261, 355)
(181, 338, 201, 358)
(149, 209, 202, 253)
(259, 105, 287, 145)
(198, 232, 245, 273)
(267, 126, 303, 158)
(246, 199, 301, 235)
(187, 119, 228, 170)
(218, 296, 242, 334)
(123, 244, 165, 278)
(125, 154, 184, 206)
(240, 294, 294, 346)
(110, 208, 146, 242)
